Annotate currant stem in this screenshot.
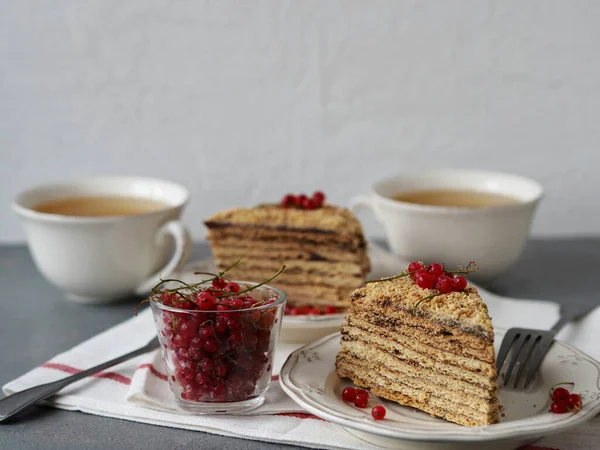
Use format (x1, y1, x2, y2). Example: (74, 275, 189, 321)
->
(412, 293, 441, 315)
(221, 265, 286, 298)
(365, 270, 414, 284)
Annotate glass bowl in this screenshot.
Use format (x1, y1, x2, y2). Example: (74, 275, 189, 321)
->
(149, 281, 286, 414)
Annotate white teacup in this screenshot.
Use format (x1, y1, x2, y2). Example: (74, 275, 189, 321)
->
(350, 169, 543, 282)
(13, 176, 192, 304)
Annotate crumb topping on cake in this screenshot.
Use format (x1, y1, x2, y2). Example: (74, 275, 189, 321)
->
(351, 276, 493, 338)
(204, 204, 364, 236)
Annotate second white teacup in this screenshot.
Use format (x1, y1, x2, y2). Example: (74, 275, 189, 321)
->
(13, 176, 192, 304)
(350, 169, 543, 282)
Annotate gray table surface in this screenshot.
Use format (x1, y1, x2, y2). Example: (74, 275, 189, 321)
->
(1, 239, 599, 450)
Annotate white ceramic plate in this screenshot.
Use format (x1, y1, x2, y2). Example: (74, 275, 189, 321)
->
(280, 330, 600, 450)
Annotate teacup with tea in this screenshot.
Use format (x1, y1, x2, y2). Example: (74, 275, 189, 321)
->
(13, 177, 191, 303)
(350, 169, 543, 282)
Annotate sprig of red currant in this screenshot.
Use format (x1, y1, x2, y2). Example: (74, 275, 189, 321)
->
(549, 382, 582, 414)
(341, 387, 386, 420)
(280, 191, 326, 210)
(135, 258, 285, 315)
(366, 261, 478, 314)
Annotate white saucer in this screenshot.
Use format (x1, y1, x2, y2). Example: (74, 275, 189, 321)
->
(279, 330, 600, 450)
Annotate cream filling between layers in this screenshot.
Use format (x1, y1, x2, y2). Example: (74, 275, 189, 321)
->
(339, 339, 496, 394)
(350, 307, 494, 361)
(211, 242, 369, 265)
(207, 228, 365, 249)
(336, 357, 498, 426)
(343, 320, 496, 378)
(219, 267, 363, 289)
(215, 258, 365, 277)
(336, 353, 496, 414)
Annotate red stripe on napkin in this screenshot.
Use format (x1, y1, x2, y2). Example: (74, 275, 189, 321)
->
(40, 362, 131, 385)
(137, 363, 168, 381)
(276, 412, 325, 421)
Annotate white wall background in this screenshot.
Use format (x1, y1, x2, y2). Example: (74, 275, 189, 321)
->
(1, 0, 599, 243)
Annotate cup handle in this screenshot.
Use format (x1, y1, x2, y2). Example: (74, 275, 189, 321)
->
(134, 220, 192, 296)
(349, 195, 381, 223)
(349, 195, 410, 272)
(349, 195, 375, 215)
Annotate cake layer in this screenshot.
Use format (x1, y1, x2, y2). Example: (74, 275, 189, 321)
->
(207, 228, 365, 250)
(205, 204, 365, 237)
(349, 302, 494, 361)
(275, 283, 352, 307)
(346, 313, 494, 363)
(219, 266, 364, 289)
(342, 322, 495, 378)
(336, 352, 495, 410)
(211, 241, 369, 266)
(337, 356, 497, 426)
(339, 338, 495, 392)
(350, 277, 494, 341)
(215, 257, 365, 278)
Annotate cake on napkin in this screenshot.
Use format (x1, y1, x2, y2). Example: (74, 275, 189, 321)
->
(204, 192, 370, 309)
(335, 262, 499, 426)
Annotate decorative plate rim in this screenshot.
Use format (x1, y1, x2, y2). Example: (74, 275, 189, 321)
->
(279, 330, 600, 443)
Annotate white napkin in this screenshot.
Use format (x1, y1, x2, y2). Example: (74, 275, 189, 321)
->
(4, 247, 600, 450)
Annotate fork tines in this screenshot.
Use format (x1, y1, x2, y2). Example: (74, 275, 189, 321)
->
(496, 328, 556, 389)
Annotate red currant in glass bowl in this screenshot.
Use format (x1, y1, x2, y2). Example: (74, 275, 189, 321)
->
(149, 280, 286, 414)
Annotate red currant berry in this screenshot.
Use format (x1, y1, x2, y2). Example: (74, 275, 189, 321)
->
(551, 400, 568, 414)
(408, 261, 424, 278)
(354, 392, 369, 408)
(178, 320, 197, 338)
(297, 305, 311, 315)
(295, 194, 307, 207)
(415, 271, 436, 289)
(281, 194, 296, 208)
(435, 274, 454, 294)
(198, 326, 213, 340)
(231, 297, 244, 309)
(303, 198, 318, 210)
(307, 307, 321, 315)
(196, 371, 211, 386)
(215, 362, 228, 378)
(552, 387, 570, 402)
(225, 282, 240, 293)
(172, 334, 191, 348)
(288, 307, 299, 315)
(324, 305, 339, 314)
(194, 291, 217, 310)
(215, 316, 228, 333)
(203, 338, 218, 353)
(312, 191, 325, 205)
(569, 393, 582, 409)
(371, 405, 386, 420)
(427, 263, 444, 277)
(452, 276, 468, 292)
(212, 277, 227, 290)
(342, 387, 356, 402)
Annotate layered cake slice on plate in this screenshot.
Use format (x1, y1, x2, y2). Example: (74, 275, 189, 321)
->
(335, 264, 499, 426)
(204, 193, 370, 309)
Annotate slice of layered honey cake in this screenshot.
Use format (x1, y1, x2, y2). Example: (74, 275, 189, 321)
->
(204, 192, 370, 310)
(335, 261, 498, 426)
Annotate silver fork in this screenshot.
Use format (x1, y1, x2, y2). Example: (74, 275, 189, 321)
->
(0, 336, 160, 423)
(496, 302, 595, 389)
